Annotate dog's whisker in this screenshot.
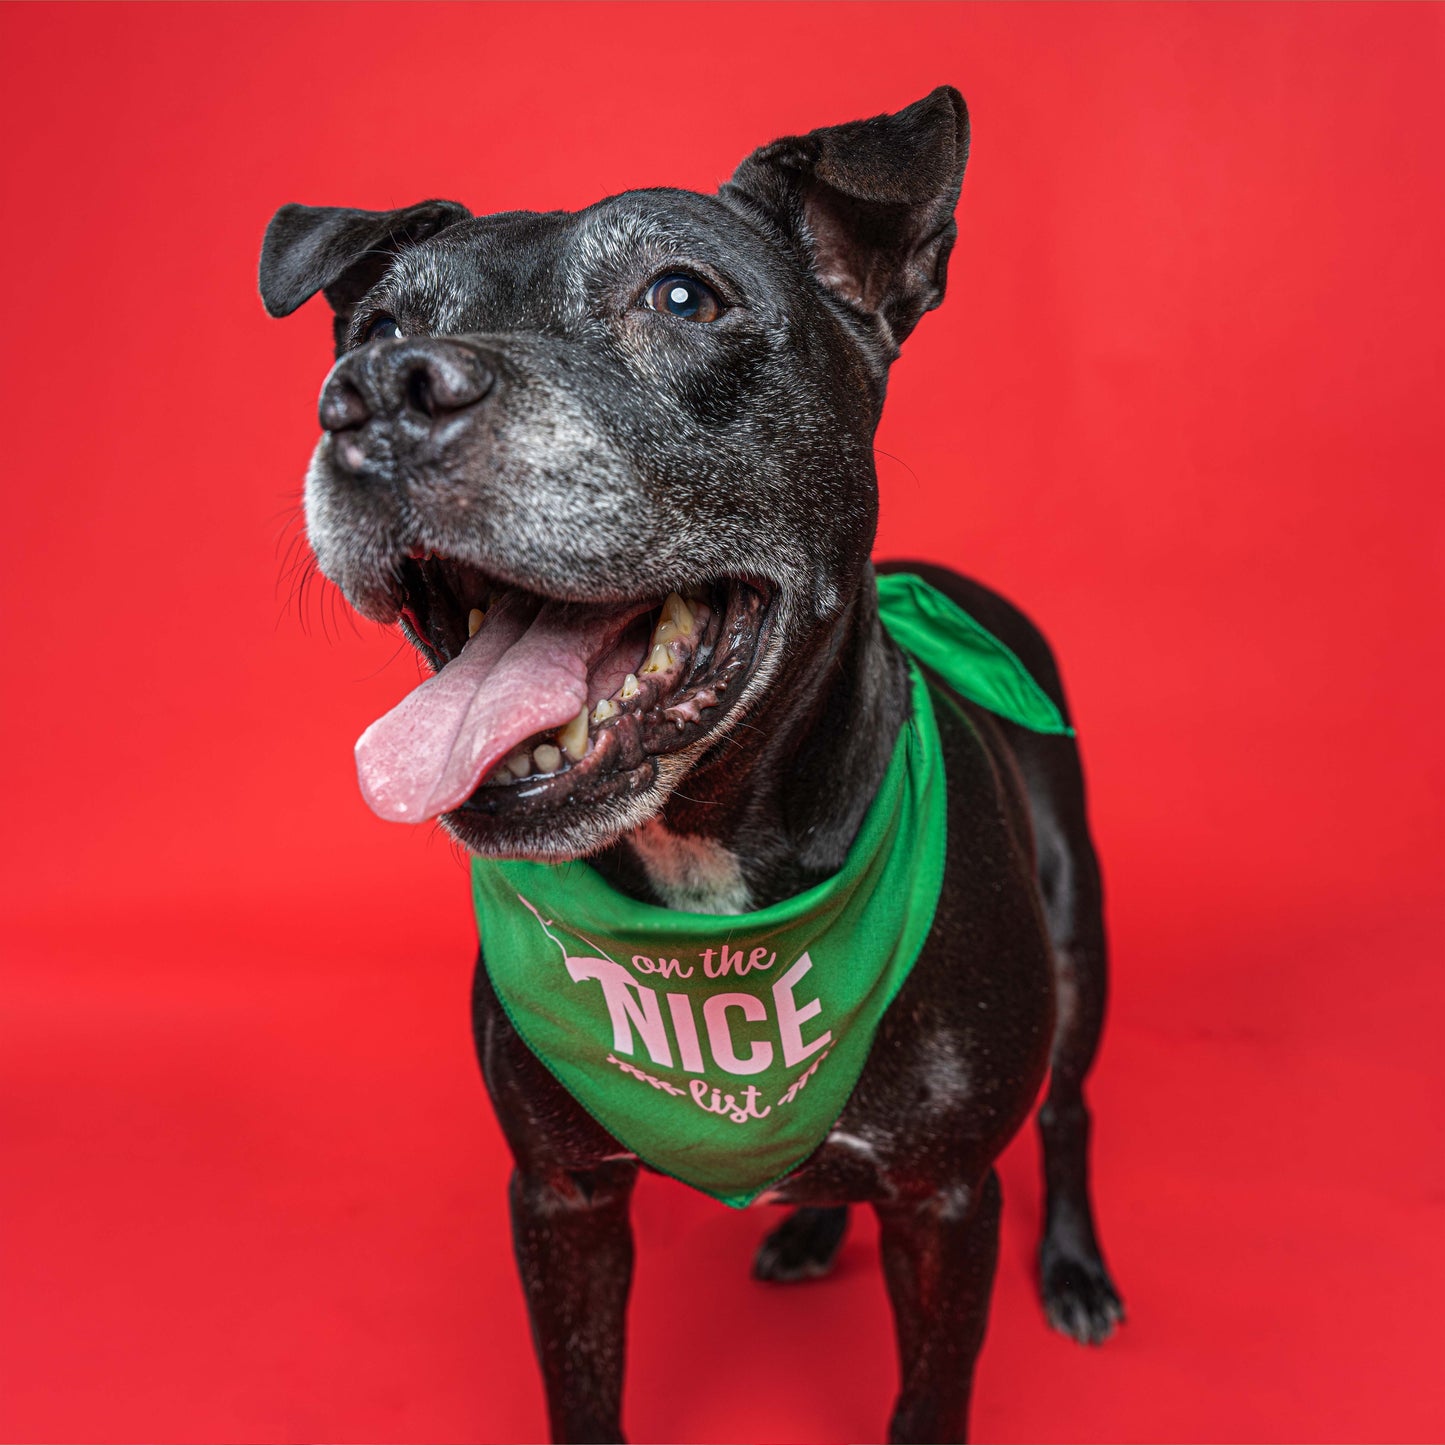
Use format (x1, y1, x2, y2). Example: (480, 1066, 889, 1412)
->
(872, 446, 921, 489)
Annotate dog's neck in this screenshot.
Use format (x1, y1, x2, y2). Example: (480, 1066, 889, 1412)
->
(592, 569, 911, 912)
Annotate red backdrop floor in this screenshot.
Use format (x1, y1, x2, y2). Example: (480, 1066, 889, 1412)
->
(2, 4, 1442, 1441)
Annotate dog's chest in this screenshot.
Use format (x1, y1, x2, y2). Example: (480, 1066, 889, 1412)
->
(627, 820, 751, 914)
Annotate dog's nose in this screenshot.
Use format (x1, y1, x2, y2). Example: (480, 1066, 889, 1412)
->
(319, 373, 370, 433)
(318, 339, 497, 451)
(384, 342, 495, 421)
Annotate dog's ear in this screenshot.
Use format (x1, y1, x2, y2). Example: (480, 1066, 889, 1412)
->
(258, 199, 470, 352)
(722, 86, 968, 362)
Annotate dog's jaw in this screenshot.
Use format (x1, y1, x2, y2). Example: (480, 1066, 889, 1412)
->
(343, 557, 788, 863)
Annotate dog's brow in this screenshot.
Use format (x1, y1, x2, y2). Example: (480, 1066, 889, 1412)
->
(385, 245, 476, 332)
(566, 206, 698, 281)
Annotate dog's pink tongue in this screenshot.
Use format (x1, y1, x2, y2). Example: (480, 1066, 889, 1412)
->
(355, 592, 623, 824)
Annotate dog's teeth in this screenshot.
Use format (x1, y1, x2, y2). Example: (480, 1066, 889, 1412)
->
(641, 642, 673, 675)
(620, 672, 640, 700)
(503, 750, 532, 780)
(559, 707, 589, 762)
(653, 591, 695, 646)
(532, 743, 562, 774)
(665, 591, 695, 632)
(468, 608, 485, 638)
(591, 698, 619, 724)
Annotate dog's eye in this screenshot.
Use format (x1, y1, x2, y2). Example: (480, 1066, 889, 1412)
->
(364, 315, 403, 343)
(644, 275, 722, 323)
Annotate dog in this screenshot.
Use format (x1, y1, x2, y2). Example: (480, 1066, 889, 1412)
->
(259, 86, 1123, 1443)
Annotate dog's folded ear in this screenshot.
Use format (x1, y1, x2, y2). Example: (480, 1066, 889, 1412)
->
(722, 87, 968, 364)
(258, 199, 470, 352)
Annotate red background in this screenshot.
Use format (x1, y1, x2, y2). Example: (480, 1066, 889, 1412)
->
(2, 4, 1443, 1441)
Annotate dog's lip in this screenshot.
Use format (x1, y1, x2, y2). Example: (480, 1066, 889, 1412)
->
(393, 546, 709, 621)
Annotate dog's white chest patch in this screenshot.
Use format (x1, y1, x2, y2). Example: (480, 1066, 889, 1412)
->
(629, 820, 751, 914)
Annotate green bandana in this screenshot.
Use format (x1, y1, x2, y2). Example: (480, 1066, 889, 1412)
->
(471, 573, 1071, 1207)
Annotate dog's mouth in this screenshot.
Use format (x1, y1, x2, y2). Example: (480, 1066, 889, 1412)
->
(354, 552, 772, 835)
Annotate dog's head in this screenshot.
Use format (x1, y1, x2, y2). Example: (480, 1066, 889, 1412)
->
(261, 88, 968, 860)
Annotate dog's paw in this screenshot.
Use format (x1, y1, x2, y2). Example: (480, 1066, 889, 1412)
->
(1040, 1248, 1125, 1345)
(752, 1205, 849, 1283)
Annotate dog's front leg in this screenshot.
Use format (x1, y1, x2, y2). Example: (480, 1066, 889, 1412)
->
(509, 1160, 638, 1444)
(875, 1171, 1002, 1445)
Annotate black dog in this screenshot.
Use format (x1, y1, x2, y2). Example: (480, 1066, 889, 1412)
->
(260, 87, 1122, 1443)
